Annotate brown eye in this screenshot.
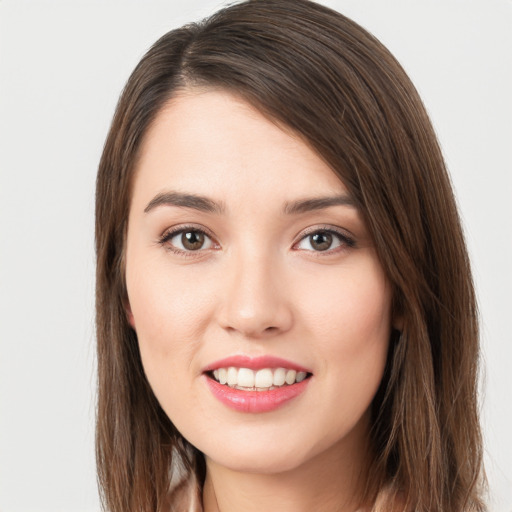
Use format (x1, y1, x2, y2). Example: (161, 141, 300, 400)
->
(162, 228, 216, 253)
(309, 232, 333, 251)
(295, 229, 352, 253)
(181, 231, 205, 250)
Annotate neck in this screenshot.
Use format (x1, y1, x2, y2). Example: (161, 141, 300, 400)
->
(202, 416, 373, 512)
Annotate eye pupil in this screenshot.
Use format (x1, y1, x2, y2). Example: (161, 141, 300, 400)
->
(310, 232, 332, 251)
(182, 231, 205, 250)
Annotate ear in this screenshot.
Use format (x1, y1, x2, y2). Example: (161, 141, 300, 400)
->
(124, 299, 136, 329)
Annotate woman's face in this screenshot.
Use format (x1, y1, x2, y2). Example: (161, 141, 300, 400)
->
(125, 90, 393, 474)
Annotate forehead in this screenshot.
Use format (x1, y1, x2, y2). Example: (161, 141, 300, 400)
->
(131, 89, 348, 210)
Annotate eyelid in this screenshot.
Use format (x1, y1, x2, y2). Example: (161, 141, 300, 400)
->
(292, 225, 356, 252)
(158, 223, 221, 255)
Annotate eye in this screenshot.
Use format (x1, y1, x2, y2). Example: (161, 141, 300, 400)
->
(160, 227, 217, 253)
(295, 229, 353, 252)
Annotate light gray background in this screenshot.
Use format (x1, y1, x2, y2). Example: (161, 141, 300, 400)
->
(1, 1, 511, 511)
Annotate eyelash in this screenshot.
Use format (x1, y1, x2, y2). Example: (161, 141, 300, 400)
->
(158, 224, 219, 257)
(157, 224, 355, 256)
(292, 226, 356, 255)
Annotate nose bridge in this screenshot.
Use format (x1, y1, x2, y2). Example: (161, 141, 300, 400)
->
(219, 244, 292, 337)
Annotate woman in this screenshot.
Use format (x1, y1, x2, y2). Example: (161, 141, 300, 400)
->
(95, 0, 486, 510)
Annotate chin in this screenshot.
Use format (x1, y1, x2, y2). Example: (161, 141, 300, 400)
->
(194, 424, 337, 476)
(206, 446, 310, 475)
(191, 409, 373, 479)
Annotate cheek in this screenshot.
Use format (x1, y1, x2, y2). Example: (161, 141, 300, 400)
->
(300, 260, 392, 350)
(126, 254, 240, 426)
(126, 282, 203, 424)
(297, 257, 392, 408)
(127, 257, 215, 346)
(125, 258, 213, 401)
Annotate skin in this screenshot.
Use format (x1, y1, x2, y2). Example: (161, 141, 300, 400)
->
(125, 89, 394, 512)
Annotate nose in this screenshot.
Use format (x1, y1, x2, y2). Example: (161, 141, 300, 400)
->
(217, 251, 294, 339)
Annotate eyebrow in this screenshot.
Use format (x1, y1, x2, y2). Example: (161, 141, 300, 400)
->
(144, 191, 356, 216)
(283, 194, 356, 215)
(144, 192, 225, 214)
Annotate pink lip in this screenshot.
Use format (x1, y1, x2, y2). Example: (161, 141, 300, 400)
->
(202, 355, 311, 373)
(204, 375, 310, 413)
(202, 355, 312, 413)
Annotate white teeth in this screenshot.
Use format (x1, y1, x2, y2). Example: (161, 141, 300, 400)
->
(227, 367, 238, 386)
(273, 367, 286, 386)
(255, 368, 273, 388)
(211, 366, 309, 389)
(296, 371, 307, 383)
(237, 368, 255, 387)
(285, 369, 297, 385)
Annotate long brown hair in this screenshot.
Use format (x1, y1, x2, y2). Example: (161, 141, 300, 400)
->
(95, 1, 485, 510)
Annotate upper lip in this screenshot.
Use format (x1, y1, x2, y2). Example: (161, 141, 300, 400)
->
(202, 355, 312, 374)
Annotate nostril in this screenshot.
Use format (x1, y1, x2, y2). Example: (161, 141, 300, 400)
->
(217, 294, 294, 337)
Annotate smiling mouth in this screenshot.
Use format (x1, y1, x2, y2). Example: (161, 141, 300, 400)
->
(207, 367, 312, 391)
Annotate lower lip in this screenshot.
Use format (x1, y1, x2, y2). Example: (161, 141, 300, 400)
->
(205, 375, 310, 413)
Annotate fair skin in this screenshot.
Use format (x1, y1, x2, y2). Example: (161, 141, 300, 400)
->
(125, 89, 393, 512)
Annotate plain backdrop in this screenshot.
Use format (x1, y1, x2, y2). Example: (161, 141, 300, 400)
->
(0, 1, 511, 511)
